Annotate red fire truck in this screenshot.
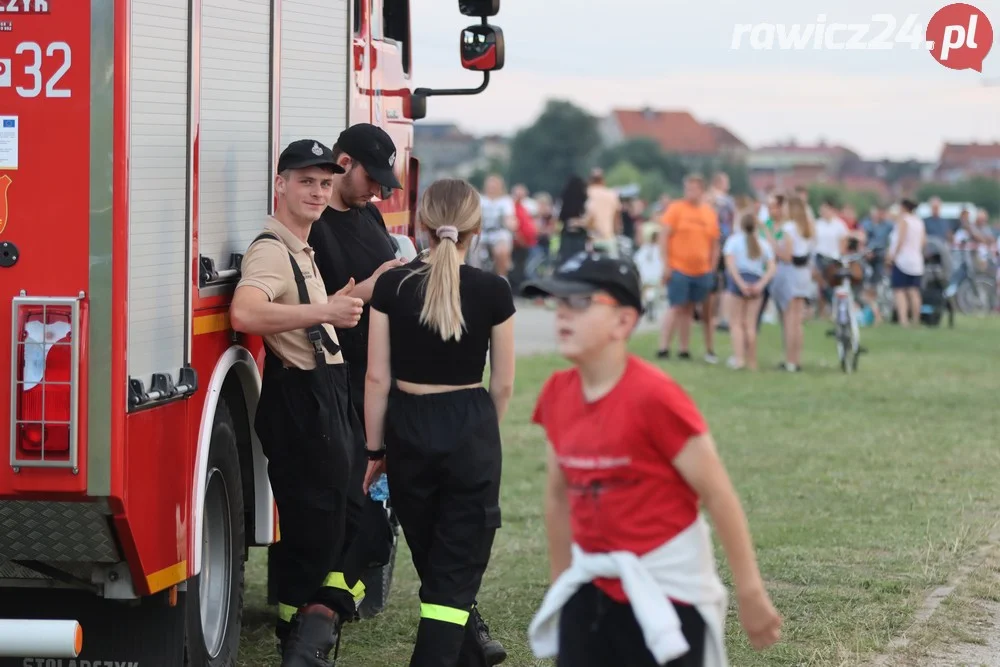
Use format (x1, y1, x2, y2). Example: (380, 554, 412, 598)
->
(0, 0, 505, 664)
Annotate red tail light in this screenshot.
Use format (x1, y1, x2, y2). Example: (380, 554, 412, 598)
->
(12, 297, 80, 468)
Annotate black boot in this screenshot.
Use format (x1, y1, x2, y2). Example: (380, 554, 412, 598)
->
(472, 603, 507, 665)
(281, 605, 341, 667)
(276, 617, 295, 658)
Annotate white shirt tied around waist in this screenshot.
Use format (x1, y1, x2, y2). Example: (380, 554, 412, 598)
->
(528, 515, 730, 666)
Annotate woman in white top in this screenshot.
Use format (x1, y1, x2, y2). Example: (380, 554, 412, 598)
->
(722, 212, 776, 370)
(770, 198, 815, 372)
(886, 198, 926, 327)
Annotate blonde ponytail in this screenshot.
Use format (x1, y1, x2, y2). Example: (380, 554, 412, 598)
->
(420, 230, 465, 341)
(401, 179, 483, 342)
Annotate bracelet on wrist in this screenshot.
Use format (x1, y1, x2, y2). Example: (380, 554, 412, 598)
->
(365, 448, 386, 460)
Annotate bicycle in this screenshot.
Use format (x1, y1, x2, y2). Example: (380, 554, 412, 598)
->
(949, 247, 997, 315)
(829, 253, 866, 373)
(862, 244, 895, 323)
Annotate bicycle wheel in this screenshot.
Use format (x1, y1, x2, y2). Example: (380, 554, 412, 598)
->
(836, 326, 848, 373)
(956, 278, 994, 315)
(876, 276, 895, 321)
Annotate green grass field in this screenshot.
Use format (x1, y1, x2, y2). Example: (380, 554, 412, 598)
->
(238, 315, 1000, 667)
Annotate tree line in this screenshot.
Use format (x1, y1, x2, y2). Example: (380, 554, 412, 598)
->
(467, 99, 999, 218)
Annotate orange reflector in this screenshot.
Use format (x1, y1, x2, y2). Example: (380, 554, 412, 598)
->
(74, 622, 83, 655)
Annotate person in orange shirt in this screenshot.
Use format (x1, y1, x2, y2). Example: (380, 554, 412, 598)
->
(657, 174, 721, 363)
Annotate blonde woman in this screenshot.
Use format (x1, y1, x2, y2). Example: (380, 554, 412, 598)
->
(770, 198, 815, 372)
(723, 211, 776, 370)
(363, 179, 517, 667)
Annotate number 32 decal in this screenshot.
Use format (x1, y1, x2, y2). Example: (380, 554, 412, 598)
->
(16, 41, 72, 98)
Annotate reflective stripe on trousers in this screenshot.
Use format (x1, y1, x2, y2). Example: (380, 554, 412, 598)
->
(385, 385, 503, 667)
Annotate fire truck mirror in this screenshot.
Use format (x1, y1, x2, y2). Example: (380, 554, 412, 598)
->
(459, 0, 499, 17)
(460, 25, 505, 72)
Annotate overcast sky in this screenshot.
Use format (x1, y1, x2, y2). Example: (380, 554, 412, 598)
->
(408, 0, 1000, 162)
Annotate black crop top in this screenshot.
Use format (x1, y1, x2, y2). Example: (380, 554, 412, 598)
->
(369, 261, 516, 385)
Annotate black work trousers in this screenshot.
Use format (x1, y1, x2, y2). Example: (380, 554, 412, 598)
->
(254, 353, 368, 624)
(384, 385, 503, 667)
(557, 584, 706, 667)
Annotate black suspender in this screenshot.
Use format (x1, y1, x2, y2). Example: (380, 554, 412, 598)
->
(251, 232, 341, 367)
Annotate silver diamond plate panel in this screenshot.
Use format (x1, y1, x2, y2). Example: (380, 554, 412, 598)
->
(0, 561, 47, 579)
(0, 501, 119, 562)
(0, 560, 97, 581)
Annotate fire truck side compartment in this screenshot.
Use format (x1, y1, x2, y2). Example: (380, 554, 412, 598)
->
(126, 0, 191, 402)
(278, 0, 351, 164)
(197, 0, 272, 289)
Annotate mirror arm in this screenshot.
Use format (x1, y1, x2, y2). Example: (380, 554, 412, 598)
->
(413, 71, 490, 98)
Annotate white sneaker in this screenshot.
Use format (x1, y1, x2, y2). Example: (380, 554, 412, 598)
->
(704, 352, 719, 365)
(727, 357, 743, 370)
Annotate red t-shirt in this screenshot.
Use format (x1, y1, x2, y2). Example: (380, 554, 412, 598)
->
(514, 201, 538, 247)
(531, 355, 708, 604)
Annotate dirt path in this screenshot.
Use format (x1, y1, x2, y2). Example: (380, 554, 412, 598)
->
(870, 526, 1000, 667)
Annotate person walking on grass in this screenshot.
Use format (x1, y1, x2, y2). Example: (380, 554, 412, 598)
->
(522, 252, 782, 667)
(723, 212, 776, 371)
(770, 198, 815, 372)
(362, 179, 516, 667)
(657, 173, 721, 364)
(886, 198, 926, 328)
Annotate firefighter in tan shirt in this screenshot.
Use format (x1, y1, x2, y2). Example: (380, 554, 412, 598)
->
(230, 139, 367, 667)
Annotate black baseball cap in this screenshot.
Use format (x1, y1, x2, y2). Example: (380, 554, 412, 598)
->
(277, 139, 344, 174)
(336, 123, 402, 190)
(522, 252, 643, 312)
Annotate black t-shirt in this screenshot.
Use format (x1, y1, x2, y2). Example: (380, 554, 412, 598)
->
(620, 209, 636, 240)
(369, 262, 516, 385)
(309, 204, 398, 370)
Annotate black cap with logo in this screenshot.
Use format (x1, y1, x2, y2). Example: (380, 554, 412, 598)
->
(277, 139, 344, 174)
(521, 251, 644, 312)
(335, 123, 402, 190)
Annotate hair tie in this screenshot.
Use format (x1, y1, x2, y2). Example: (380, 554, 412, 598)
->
(436, 225, 459, 243)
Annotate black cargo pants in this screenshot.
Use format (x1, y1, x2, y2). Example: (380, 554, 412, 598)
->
(384, 385, 503, 667)
(249, 230, 369, 633)
(255, 351, 368, 628)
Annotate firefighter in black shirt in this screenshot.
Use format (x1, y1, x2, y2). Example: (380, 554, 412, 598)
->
(309, 123, 508, 664)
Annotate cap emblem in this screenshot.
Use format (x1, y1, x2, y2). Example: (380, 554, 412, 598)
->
(388, 150, 396, 167)
(311, 142, 323, 156)
(558, 252, 586, 274)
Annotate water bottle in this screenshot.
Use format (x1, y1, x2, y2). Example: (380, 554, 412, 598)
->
(369, 473, 389, 502)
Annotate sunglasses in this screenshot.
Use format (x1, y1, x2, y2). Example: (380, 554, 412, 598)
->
(549, 293, 620, 310)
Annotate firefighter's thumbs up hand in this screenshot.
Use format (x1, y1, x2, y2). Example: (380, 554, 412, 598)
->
(335, 277, 356, 296)
(327, 280, 364, 328)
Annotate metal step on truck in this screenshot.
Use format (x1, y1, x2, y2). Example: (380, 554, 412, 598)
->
(0, 0, 505, 664)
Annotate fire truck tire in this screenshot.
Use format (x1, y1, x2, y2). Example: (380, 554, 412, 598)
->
(184, 401, 246, 667)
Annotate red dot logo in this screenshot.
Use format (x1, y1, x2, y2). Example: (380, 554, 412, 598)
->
(0, 62, 6, 76)
(926, 3, 994, 72)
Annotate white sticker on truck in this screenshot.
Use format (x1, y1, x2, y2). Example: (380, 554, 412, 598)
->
(0, 115, 16, 170)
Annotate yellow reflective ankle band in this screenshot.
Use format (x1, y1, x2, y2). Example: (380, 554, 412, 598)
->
(420, 603, 470, 626)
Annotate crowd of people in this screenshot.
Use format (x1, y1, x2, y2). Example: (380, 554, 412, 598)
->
(473, 170, 1000, 372)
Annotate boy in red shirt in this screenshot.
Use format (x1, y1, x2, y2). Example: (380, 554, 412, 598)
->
(522, 252, 781, 666)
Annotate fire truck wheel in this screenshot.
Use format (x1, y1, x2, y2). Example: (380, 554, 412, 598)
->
(184, 401, 246, 667)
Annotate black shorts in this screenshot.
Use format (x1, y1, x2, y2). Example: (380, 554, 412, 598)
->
(557, 583, 706, 667)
